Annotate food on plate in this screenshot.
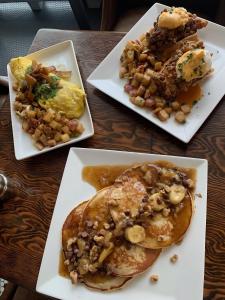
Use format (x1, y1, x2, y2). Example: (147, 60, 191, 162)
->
(62, 200, 131, 291)
(61, 161, 195, 291)
(10, 57, 85, 150)
(120, 7, 213, 123)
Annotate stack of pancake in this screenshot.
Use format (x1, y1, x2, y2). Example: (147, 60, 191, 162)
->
(62, 162, 195, 291)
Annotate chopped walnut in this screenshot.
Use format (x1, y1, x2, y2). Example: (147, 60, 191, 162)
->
(94, 235, 104, 243)
(93, 221, 99, 229)
(103, 222, 110, 230)
(69, 271, 78, 284)
(66, 237, 77, 251)
(90, 245, 99, 262)
(64, 259, 70, 266)
(150, 274, 159, 283)
(162, 208, 170, 217)
(170, 254, 178, 264)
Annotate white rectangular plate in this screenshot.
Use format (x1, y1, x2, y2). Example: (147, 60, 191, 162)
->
(87, 2, 225, 143)
(7, 40, 94, 160)
(36, 147, 208, 300)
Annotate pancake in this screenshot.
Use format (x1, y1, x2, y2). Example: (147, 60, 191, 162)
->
(107, 164, 159, 226)
(138, 192, 193, 249)
(108, 163, 194, 249)
(62, 200, 132, 291)
(106, 244, 160, 277)
(62, 201, 87, 250)
(80, 187, 160, 277)
(83, 273, 131, 291)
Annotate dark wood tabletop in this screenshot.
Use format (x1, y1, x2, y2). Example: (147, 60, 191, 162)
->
(0, 29, 224, 299)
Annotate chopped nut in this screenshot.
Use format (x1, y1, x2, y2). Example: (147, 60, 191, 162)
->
(170, 254, 178, 263)
(69, 271, 78, 284)
(103, 222, 110, 230)
(66, 237, 77, 251)
(94, 235, 104, 243)
(150, 274, 159, 283)
(162, 208, 171, 217)
(64, 259, 70, 266)
(93, 220, 99, 229)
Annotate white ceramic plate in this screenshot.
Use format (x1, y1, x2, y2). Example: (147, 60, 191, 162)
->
(36, 147, 208, 300)
(7, 40, 94, 160)
(87, 2, 225, 143)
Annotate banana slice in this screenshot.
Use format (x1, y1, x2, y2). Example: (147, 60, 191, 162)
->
(125, 225, 146, 244)
(169, 184, 186, 205)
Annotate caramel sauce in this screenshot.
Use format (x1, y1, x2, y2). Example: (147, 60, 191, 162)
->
(82, 165, 131, 191)
(59, 249, 69, 278)
(175, 84, 202, 106)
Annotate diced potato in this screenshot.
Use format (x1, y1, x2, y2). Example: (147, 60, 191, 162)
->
(133, 96, 145, 107)
(26, 110, 36, 118)
(61, 133, 70, 143)
(76, 123, 84, 134)
(119, 67, 127, 78)
(22, 121, 29, 131)
(54, 132, 62, 142)
(33, 128, 42, 140)
(154, 61, 162, 71)
(62, 125, 70, 134)
(137, 85, 146, 97)
(149, 81, 157, 94)
(39, 134, 47, 145)
(165, 107, 172, 114)
(35, 142, 44, 150)
(175, 111, 186, 123)
(139, 53, 148, 62)
(43, 111, 54, 123)
(142, 75, 151, 86)
(158, 109, 169, 122)
(181, 104, 191, 114)
(126, 50, 134, 62)
(49, 120, 60, 129)
(171, 101, 181, 111)
(46, 139, 56, 147)
(131, 79, 139, 88)
(134, 73, 144, 82)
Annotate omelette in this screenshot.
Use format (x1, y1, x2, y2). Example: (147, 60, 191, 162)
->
(10, 57, 85, 119)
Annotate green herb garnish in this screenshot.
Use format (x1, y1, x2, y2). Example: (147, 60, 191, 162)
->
(34, 76, 60, 100)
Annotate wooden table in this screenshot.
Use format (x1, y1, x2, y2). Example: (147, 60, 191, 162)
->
(0, 29, 224, 299)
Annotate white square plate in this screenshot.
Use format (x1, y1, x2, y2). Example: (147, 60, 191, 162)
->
(87, 2, 225, 143)
(36, 147, 208, 300)
(7, 40, 94, 160)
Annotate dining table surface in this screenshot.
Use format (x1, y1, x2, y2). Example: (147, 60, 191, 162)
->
(0, 28, 224, 299)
